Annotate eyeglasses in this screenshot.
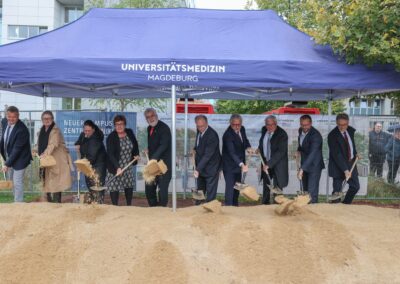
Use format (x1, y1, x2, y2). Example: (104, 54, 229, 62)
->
(145, 114, 156, 119)
(42, 117, 52, 121)
(115, 122, 125, 127)
(231, 123, 241, 127)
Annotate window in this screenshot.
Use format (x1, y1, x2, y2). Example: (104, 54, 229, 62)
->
(8, 25, 48, 40)
(65, 7, 83, 24)
(62, 98, 81, 110)
(349, 98, 382, 116)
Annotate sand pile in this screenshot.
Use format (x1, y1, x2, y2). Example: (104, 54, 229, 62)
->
(0, 203, 399, 283)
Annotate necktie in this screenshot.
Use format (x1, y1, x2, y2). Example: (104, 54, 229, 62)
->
(236, 131, 243, 143)
(4, 125, 11, 151)
(150, 127, 154, 136)
(343, 132, 351, 161)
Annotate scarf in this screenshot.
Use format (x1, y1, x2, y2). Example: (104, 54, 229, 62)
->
(38, 122, 55, 155)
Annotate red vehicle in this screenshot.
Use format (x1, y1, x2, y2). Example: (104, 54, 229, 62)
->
(264, 106, 320, 115)
(176, 100, 215, 114)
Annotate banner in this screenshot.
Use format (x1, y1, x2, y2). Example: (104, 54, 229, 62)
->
(56, 111, 137, 191)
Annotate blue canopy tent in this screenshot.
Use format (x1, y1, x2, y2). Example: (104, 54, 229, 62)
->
(0, 8, 399, 210)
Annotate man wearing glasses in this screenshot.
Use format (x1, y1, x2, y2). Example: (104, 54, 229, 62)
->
(222, 114, 252, 206)
(328, 113, 360, 204)
(257, 115, 288, 204)
(0, 106, 32, 202)
(144, 108, 171, 207)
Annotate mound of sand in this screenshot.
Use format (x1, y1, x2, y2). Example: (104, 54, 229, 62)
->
(0, 203, 399, 283)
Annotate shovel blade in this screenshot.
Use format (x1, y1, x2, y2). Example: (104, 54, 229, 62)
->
(90, 186, 107, 192)
(191, 189, 205, 201)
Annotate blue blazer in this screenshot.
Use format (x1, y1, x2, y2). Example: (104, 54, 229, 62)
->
(0, 120, 32, 170)
(222, 126, 251, 174)
(297, 126, 325, 173)
(328, 126, 358, 179)
(194, 126, 222, 177)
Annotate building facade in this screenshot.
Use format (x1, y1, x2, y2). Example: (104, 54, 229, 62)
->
(0, 0, 84, 111)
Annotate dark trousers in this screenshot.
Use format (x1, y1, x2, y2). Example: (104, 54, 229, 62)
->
(302, 170, 322, 203)
(369, 154, 386, 177)
(46, 192, 62, 203)
(110, 188, 133, 206)
(387, 159, 400, 184)
(196, 172, 219, 204)
(145, 171, 171, 207)
(262, 169, 277, 205)
(332, 175, 360, 204)
(223, 171, 241, 206)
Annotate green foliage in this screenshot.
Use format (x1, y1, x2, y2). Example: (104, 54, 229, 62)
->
(306, 100, 346, 115)
(88, 98, 168, 112)
(255, 0, 400, 71)
(215, 100, 284, 114)
(255, 0, 400, 113)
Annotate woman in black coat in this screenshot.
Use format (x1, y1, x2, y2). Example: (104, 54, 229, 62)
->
(75, 120, 107, 203)
(106, 115, 139, 206)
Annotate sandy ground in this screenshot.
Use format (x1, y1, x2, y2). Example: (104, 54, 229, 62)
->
(0, 203, 399, 284)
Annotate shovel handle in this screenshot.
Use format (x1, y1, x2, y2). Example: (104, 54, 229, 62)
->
(143, 151, 149, 163)
(258, 152, 266, 167)
(191, 151, 196, 169)
(118, 156, 139, 176)
(0, 157, 6, 181)
(345, 157, 359, 181)
(241, 171, 247, 184)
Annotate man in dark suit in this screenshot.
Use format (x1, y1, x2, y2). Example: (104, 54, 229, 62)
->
(0, 106, 32, 202)
(368, 122, 390, 178)
(193, 115, 221, 203)
(258, 115, 288, 204)
(296, 115, 325, 203)
(222, 114, 251, 206)
(328, 113, 360, 204)
(144, 108, 171, 207)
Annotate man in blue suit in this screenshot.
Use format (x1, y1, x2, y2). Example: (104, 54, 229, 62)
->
(328, 113, 360, 204)
(296, 115, 325, 203)
(222, 114, 251, 206)
(193, 115, 221, 203)
(0, 106, 32, 202)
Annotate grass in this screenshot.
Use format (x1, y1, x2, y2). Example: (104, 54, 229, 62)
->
(0, 176, 399, 206)
(0, 192, 42, 203)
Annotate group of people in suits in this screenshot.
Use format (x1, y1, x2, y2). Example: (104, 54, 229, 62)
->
(193, 113, 360, 205)
(0, 104, 361, 206)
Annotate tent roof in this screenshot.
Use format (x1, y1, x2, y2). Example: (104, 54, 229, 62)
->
(0, 8, 399, 100)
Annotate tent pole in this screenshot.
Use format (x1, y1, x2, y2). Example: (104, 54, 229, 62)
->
(171, 85, 177, 212)
(325, 97, 333, 202)
(43, 96, 47, 110)
(183, 94, 189, 199)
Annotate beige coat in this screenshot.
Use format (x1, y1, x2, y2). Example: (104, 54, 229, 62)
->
(39, 125, 73, 193)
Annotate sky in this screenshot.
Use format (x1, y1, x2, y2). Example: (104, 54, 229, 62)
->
(194, 0, 256, 10)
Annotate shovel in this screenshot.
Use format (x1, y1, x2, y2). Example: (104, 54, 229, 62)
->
(90, 156, 139, 191)
(329, 157, 359, 202)
(234, 171, 247, 191)
(190, 151, 205, 201)
(258, 152, 283, 195)
(295, 155, 306, 196)
(0, 156, 13, 190)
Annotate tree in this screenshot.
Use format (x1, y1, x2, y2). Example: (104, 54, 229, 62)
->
(254, 0, 400, 70)
(253, 0, 400, 114)
(85, 0, 187, 111)
(215, 100, 284, 114)
(306, 100, 346, 115)
(88, 97, 169, 112)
